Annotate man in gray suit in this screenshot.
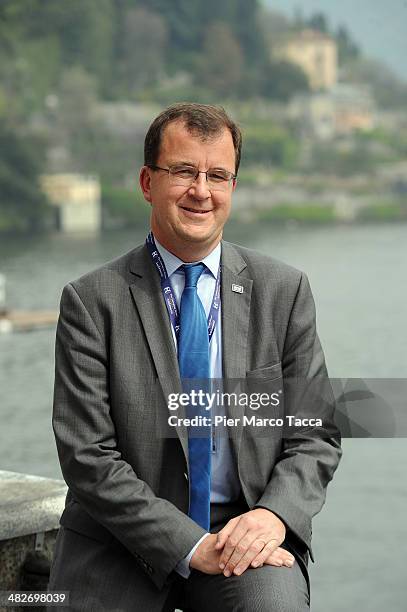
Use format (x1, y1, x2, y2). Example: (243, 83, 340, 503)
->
(49, 103, 342, 611)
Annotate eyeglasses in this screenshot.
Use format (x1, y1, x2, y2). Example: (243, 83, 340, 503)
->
(148, 164, 236, 191)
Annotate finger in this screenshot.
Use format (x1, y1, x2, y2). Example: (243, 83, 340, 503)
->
(219, 523, 249, 570)
(223, 533, 262, 575)
(268, 547, 294, 563)
(264, 557, 288, 567)
(215, 517, 239, 549)
(249, 539, 279, 568)
(265, 556, 295, 568)
(232, 538, 269, 576)
(253, 547, 283, 567)
(263, 548, 295, 568)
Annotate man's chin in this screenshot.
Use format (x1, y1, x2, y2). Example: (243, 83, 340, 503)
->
(176, 227, 220, 245)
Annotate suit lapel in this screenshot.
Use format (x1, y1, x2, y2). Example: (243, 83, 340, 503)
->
(128, 245, 189, 464)
(220, 242, 253, 458)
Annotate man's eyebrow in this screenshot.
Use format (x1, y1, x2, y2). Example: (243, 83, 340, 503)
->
(167, 160, 196, 166)
(167, 160, 231, 171)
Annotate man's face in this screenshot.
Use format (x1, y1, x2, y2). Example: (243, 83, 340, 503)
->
(140, 120, 236, 258)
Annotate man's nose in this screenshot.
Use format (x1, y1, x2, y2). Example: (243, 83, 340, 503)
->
(188, 172, 211, 199)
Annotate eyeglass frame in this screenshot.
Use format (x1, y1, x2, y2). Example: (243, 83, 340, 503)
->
(147, 164, 237, 188)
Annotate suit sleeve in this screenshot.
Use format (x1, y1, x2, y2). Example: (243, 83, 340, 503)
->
(52, 283, 206, 589)
(254, 273, 342, 560)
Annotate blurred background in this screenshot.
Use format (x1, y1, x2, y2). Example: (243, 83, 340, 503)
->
(0, 1, 406, 610)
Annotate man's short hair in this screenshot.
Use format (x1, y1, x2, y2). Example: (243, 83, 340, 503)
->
(144, 102, 242, 175)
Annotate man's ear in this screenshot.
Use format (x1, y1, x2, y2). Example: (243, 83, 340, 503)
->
(139, 166, 152, 203)
(232, 177, 237, 192)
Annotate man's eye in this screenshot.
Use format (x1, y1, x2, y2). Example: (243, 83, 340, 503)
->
(172, 167, 196, 178)
(208, 171, 229, 182)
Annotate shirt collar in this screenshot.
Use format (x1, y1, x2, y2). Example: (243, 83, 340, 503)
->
(152, 234, 221, 279)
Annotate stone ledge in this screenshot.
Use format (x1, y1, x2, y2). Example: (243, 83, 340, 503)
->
(0, 471, 67, 541)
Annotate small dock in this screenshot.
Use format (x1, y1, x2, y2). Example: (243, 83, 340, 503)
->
(0, 311, 58, 333)
(0, 274, 59, 334)
(0, 274, 58, 333)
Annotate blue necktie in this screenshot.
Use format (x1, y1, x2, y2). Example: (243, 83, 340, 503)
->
(178, 263, 211, 530)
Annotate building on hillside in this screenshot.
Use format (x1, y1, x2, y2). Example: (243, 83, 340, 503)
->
(333, 84, 376, 133)
(289, 84, 376, 139)
(41, 174, 101, 233)
(275, 29, 337, 91)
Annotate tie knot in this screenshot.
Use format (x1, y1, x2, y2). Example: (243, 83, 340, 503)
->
(182, 263, 205, 288)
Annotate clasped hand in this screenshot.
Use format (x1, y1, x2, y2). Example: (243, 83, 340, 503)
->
(190, 508, 294, 577)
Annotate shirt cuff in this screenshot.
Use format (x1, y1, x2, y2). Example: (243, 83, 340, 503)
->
(174, 533, 211, 579)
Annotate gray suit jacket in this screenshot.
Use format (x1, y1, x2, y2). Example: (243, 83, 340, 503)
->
(50, 240, 341, 609)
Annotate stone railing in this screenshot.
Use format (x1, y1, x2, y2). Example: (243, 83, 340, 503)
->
(0, 471, 66, 611)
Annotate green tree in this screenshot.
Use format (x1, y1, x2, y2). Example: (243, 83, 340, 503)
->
(342, 57, 407, 109)
(139, 0, 202, 67)
(120, 7, 167, 94)
(306, 12, 329, 33)
(49, 67, 100, 173)
(256, 8, 292, 51)
(336, 25, 360, 64)
(233, 0, 267, 65)
(259, 60, 309, 101)
(199, 23, 243, 97)
(0, 0, 115, 108)
(27, 0, 115, 95)
(0, 125, 49, 232)
(242, 121, 300, 168)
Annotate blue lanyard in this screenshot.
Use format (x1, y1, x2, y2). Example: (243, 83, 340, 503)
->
(146, 232, 221, 342)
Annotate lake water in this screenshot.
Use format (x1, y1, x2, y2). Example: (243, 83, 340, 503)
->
(1, 220, 406, 611)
